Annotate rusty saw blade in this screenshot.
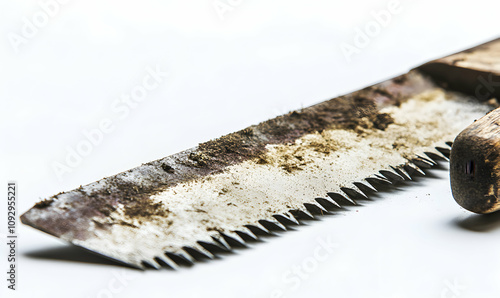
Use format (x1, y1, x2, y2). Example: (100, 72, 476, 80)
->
(21, 38, 500, 269)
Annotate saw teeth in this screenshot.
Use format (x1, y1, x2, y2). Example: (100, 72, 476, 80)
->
(134, 262, 147, 270)
(198, 240, 230, 255)
(273, 214, 299, 226)
(353, 181, 378, 194)
(212, 234, 232, 250)
(365, 177, 392, 190)
(303, 202, 327, 215)
(312, 201, 328, 213)
(287, 206, 316, 220)
(258, 219, 287, 232)
(176, 251, 196, 265)
(378, 170, 405, 182)
(220, 232, 247, 248)
(350, 183, 370, 197)
(235, 227, 258, 242)
(446, 141, 453, 147)
(315, 197, 342, 211)
(412, 155, 436, 168)
(340, 187, 368, 201)
(425, 150, 448, 162)
(327, 192, 357, 206)
(192, 243, 216, 259)
(244, 224, 271, 236)
(183, 245, 215, 261)
(298, 206, 315, 219)
(267, 217, 289, 230)
(142, 259, 162, 270)
(435, 146, 451, 158)
(154, 256, 179, 270)
(391, 166, 412, 181)
(283, 212, 300, 225)
(374, 173, 392, 182)
(422, 152, 442, 163)
(316, 196, 342, 208)
(289, 208, 315, 220)
(255, 221, 274, 233)
(404, 162, 425, 177)
(234, 230, 257, 242)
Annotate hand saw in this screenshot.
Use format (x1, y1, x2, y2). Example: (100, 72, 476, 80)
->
(21, 38, 500, 269)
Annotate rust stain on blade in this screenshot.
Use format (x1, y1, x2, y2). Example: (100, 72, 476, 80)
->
(21, 72, 429, 241)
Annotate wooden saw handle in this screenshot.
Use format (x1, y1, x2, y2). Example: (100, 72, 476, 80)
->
(424, 38, 500, 214)
(450, 107, 500, 214)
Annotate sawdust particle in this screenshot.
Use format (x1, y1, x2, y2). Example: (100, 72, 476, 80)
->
(122, 197, 170, 219)
(188, 152, 210, 167)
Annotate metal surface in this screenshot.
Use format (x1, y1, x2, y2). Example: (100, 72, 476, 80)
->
(21, 39, 500, 269)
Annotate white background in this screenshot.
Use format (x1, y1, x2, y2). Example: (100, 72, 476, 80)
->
(1, 0, 500, 297)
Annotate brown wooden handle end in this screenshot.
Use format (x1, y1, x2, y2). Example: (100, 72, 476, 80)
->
(450, 107, 500, 214)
